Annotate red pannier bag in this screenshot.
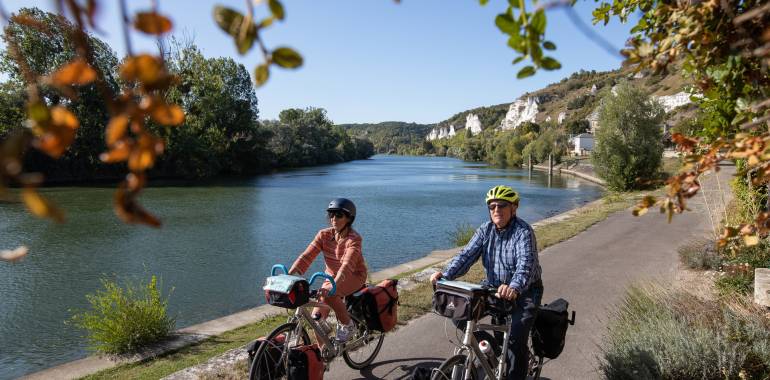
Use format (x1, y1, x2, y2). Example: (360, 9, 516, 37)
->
(287, 343, 324, 380)
(347, 279, 399, 332)
(246, 334, 287, 379)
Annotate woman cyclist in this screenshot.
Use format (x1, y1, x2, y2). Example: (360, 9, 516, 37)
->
(289, 198, 368, 342)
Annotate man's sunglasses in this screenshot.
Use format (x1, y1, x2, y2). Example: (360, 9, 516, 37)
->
(487, 202, 511, 211)
(327, 211, 347, 219)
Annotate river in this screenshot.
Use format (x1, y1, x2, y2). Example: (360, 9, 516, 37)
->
(0, 155, 603, 378)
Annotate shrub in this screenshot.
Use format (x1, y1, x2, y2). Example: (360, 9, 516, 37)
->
(70, 275, 175, 355)
(715, 272, 754, 296)
(678, 239, 721, 270)
(449, 223, 476, 247)
(601, 284, 770, 380)
(591, 81, 665, 191)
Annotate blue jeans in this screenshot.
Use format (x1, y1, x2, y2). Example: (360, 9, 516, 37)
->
(454, 282, 543, 380)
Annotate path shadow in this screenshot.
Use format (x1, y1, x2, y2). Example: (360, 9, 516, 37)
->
(347, 357, 444, 380)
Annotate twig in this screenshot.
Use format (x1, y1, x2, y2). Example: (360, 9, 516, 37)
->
(733, 2, 770, 25)
(119, 0, 133, 56)
(563, 6, 623, 58)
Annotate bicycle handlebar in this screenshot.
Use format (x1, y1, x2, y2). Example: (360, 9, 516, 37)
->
(270, 264, 337, 296)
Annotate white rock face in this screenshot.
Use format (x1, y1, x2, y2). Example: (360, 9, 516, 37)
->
(590, 84, 598, 94)
(653, 92, 692, 112)
(466, 114, 482, 135)
(558, 112, 567, 124)
(426, 124, 457, 141)
(587, 108, 600, 134)
(499, 97, 539, 131)
(545, 116, 552, 123)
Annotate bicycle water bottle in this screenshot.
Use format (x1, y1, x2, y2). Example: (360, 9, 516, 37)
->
(312, 314, 333, 336)
(479, 340, 495, 366)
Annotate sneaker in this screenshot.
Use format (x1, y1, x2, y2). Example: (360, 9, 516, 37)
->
(335, 320, 355, 342)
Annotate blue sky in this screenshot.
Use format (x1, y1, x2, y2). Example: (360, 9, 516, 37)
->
(3, 1, 636, 124)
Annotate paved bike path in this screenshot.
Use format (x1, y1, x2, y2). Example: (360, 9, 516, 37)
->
(328, 168, 730, 380)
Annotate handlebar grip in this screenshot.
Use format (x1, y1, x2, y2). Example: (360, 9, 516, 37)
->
(271, 264, 289, 276)
(309, 272, 336, 296)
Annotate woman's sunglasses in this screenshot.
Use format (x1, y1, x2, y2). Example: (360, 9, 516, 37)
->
(327, 211, 347, 219)
(487, 202, 511, 211)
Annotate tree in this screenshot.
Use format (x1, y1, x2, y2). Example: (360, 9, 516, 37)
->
(592, 82, 664, 191)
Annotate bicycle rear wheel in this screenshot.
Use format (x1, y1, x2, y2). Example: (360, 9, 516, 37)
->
(342, 314, 385, 369)
(431, 354, 476, 380)
(248, 322, 311, 380)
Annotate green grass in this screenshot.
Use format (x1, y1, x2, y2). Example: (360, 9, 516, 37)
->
(81, 190, 643, 379)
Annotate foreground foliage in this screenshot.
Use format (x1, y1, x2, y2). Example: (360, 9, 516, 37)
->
(69, 275, 175, 355)
(601, 284, 770, 380)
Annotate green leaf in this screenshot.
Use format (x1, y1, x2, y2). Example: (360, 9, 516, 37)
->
(479, 0, 490, 5)
(507, 34, 526, 53)
(512, 56, 526, 64)
(235, 23, 257, 55)
(254, 64, 270, 86)
(530, 9, 546, 35)
(508, 0, 520, 9)
(530, 42, 543, 63)
(517, 66, 536, 79)
(213, 6, 243, 37)
(268, 0, 285, 20)
(495, 13, 518, 35)
(259, 17, 275, 29)
(543, 41, 556, 50)
(541, 56, 562, 70)
(272, 47, 303, 69)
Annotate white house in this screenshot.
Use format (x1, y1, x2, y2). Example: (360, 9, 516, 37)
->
(573, 133, 594, 155)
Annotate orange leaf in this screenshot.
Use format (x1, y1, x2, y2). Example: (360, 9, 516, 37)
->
(100, 140, 132, 163)
(114, 184, 161, 227)
(51, 107, 79, 130)
(21, 188, 65, 222)
(134, 12, 173, 35)
(0, 246, 29, 262)
(128, 147, 155, 171)
(106, 115, 129, 145)
(120, 54, 165, 85)
(150, 103, 185, 126)
(51, 59, 97, 86)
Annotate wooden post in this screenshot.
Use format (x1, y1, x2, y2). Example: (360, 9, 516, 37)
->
(528, 154, 533, 172)
(755, 268, 770, 308)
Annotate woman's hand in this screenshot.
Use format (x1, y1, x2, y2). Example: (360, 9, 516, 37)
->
(430, 272, 443, 285)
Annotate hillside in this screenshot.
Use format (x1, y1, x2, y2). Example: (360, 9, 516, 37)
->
(338, 121, 434, 154)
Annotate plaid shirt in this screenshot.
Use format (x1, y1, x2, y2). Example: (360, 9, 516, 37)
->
(442, 217, 541, 293)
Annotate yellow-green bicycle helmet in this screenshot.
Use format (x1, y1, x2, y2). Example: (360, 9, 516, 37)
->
(485, 185, 519, 204)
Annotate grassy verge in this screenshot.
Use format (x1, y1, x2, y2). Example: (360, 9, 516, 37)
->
(82, 191, 643, 379)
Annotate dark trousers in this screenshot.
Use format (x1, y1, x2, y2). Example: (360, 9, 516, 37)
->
(455, 283, 543, 380)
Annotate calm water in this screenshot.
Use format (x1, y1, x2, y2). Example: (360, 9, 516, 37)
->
(0, 155, 603, 378)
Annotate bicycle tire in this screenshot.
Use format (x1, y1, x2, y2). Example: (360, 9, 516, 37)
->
(431, 353, 476, 380)
(342, 314, 385, 369)
(248, 322, 311, 380)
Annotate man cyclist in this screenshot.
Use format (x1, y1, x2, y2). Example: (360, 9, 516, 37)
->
(431, 185, 543, 380)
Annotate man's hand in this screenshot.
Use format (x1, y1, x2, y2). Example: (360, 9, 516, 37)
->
(430, 272, 443, 285)
(496, 285, 518, 301)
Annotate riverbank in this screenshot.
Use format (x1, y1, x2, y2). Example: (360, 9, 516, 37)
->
(28, 186, 649, 380)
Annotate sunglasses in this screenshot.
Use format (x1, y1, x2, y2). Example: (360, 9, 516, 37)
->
(487, 202, 511, 211)
(327, 211, 347, 219)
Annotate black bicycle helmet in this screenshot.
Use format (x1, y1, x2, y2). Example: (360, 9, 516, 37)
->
(327, 198, 356, 222)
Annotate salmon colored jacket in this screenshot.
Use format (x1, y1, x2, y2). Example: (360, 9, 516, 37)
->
(289, 227, 368, 296)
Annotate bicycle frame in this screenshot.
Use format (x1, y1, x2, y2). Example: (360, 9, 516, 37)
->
(457, 318, 510, 380)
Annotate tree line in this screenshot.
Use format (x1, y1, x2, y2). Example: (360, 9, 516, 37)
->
(0, 8, 373, 183)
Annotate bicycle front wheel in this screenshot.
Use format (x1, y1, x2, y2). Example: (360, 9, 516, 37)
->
(342, 314, 385, 369)
(248, 322, 311, 380)
(431, 354, 476, 380)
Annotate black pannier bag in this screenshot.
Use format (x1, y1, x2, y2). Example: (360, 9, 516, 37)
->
(263, 274, 310, 309)
(532, 298, 570, 359)
(432, 280, 487, 322)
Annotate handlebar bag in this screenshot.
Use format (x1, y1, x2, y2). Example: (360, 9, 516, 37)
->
(432, 280, 487, 322)
(347, 279, 399, 332)
(287, 344, 324, 380)
(532, 298, 570, 359)
(247, 333, 287, 379)
(263, 275, 310, 308)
